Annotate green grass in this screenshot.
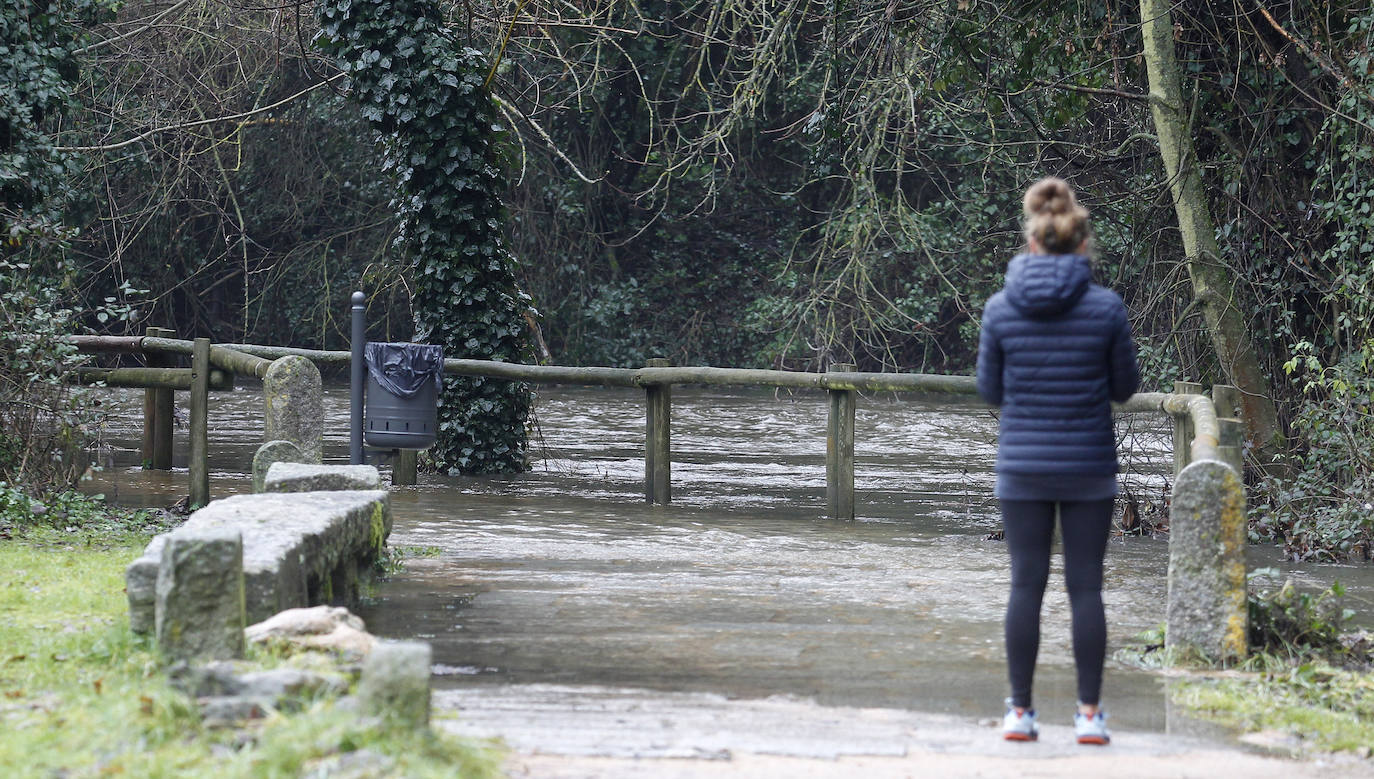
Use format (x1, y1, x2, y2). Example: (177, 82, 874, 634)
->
(1170, 662, 1374, 754)
(0, 530, 504, 778)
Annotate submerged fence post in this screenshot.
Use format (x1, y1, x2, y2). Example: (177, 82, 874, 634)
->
(189, 337, 211, 510)
(350, 291, 366, 466)
(827, 363, 856, 520)
(147, 327, 176, 470)
(393, 449, 418, 487)
(644, 358, 671, 505)
(1171, 381, 1203, 477)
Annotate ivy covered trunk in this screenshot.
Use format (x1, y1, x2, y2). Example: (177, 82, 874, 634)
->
(317, 0, 530, 474)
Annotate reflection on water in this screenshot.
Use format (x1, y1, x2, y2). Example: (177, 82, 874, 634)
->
(87, 384, 1374, 734)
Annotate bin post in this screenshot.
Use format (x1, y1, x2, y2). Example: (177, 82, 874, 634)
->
(827, 363, 856, 520)
(394, 449, 418, 486)
(350, 291, 366, 465)
(644, 357, 671, 505)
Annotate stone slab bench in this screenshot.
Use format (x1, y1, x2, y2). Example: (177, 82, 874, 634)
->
(265, 462, 381, 493)
(127, 490, 390, 634)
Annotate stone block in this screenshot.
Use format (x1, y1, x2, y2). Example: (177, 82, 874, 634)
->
(264, 356, 324, 464)
(155, 528, 246, 663)
(265, 462, 382, 494)
(1166, 458, 1248, 662)
(252, 440, 306, 493)
(245, 605, 377, 658)
(128, 491, 391, 633)
(358, 640, 432, 727)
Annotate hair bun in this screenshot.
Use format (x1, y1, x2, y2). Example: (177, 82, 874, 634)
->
(1023, 177, 1075, 217)
(1022, 176, 1090, 253)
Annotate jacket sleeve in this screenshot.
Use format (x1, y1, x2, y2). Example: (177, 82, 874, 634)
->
(1107, 302, 1141, 403)
(976, 306, 1004, 407)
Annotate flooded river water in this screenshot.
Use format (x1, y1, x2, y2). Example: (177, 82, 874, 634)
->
(87, 383, 1374, 751)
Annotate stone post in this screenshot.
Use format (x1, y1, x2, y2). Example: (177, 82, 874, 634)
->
(264, 355, 324, 463)
(251, 440, 306, 493)
(1166, 459, 1247, 662)
(358, 641, 432, 727)
(155, 528, 247, 663)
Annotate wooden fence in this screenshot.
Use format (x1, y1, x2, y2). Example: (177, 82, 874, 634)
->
(66, 333, 1238, 519)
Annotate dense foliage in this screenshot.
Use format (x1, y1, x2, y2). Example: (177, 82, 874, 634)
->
(316, 0, 531, 474)
(0, 0, 117, 495)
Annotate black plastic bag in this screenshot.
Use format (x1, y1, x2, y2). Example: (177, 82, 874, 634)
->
(364, 342, 444, 399)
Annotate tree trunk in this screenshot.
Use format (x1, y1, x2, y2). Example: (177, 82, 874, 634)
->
(1139, 0, 1283, 457)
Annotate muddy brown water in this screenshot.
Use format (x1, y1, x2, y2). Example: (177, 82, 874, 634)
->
(86, 384, 1374, 743)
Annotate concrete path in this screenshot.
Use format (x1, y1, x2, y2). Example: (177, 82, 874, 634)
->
(438, 684, 1370, 778)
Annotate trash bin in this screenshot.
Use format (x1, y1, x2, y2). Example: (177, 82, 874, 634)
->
(364, 342, 443, 449)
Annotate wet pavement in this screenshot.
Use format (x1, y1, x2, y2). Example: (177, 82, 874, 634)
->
(86, 384, 1374, 773)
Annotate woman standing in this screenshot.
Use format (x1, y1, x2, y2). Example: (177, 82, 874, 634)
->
(976, 177, 1140, 744)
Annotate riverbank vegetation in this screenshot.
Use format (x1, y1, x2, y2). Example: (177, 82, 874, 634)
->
(1124, 570, 1374, 755)
(0, 525, 502, 778)
(4, 2, 1374, 548)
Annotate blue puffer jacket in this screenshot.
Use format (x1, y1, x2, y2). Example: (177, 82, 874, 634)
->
(976, 253, 1140, 494)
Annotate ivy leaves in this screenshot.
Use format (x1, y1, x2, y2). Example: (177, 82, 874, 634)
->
(318, 0, 530, 475)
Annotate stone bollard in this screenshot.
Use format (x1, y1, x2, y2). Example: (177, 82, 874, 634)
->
(251, 440, 306, 493)
(358, 641, 432, 727)
(1166, 459, 1247, 662)
(155, 528, 247, 663)
(264, 356, 324, 464)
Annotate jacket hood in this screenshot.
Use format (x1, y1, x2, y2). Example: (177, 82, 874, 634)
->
(1003, 252, 1093, 318)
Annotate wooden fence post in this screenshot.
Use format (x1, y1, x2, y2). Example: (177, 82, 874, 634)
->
(393, 449, 418, 487)
(149, 327, 176, 470)
(189, 337, 211, 510)
(1212, 383, 1245, 477)
(827, 363, 856, 520)
(644, 357, 671, 505)
(1172, 381, 1204, 477)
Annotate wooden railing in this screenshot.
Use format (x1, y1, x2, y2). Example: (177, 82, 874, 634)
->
(64, 333, 1235, 519)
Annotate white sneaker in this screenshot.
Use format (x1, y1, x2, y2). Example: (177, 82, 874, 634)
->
(1002, 698, 1038, 742)
(1074, 708, 1110, 745)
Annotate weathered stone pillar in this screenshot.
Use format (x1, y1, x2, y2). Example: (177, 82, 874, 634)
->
(1166, 459, 1247, 662)
(264, 356, 324, 463)
(358, 641, 432, 727)
(155, 528, 247, 663)
(251, 440, 306, 493)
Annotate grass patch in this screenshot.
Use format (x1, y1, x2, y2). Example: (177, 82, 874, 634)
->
(1170, 663, 1374, 753)
(0, 528, 503, 778)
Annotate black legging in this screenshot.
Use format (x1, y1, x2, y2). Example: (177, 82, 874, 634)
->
(1002, 498, 1113, 710)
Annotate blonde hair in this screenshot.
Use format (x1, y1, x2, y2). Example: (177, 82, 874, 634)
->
(1022, 177, 1090, 254)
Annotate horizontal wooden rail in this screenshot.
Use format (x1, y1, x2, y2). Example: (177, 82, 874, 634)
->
(74, 366, 232, 390)
(64, 335, 1174, 413)
(68, 335, 274, 378)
